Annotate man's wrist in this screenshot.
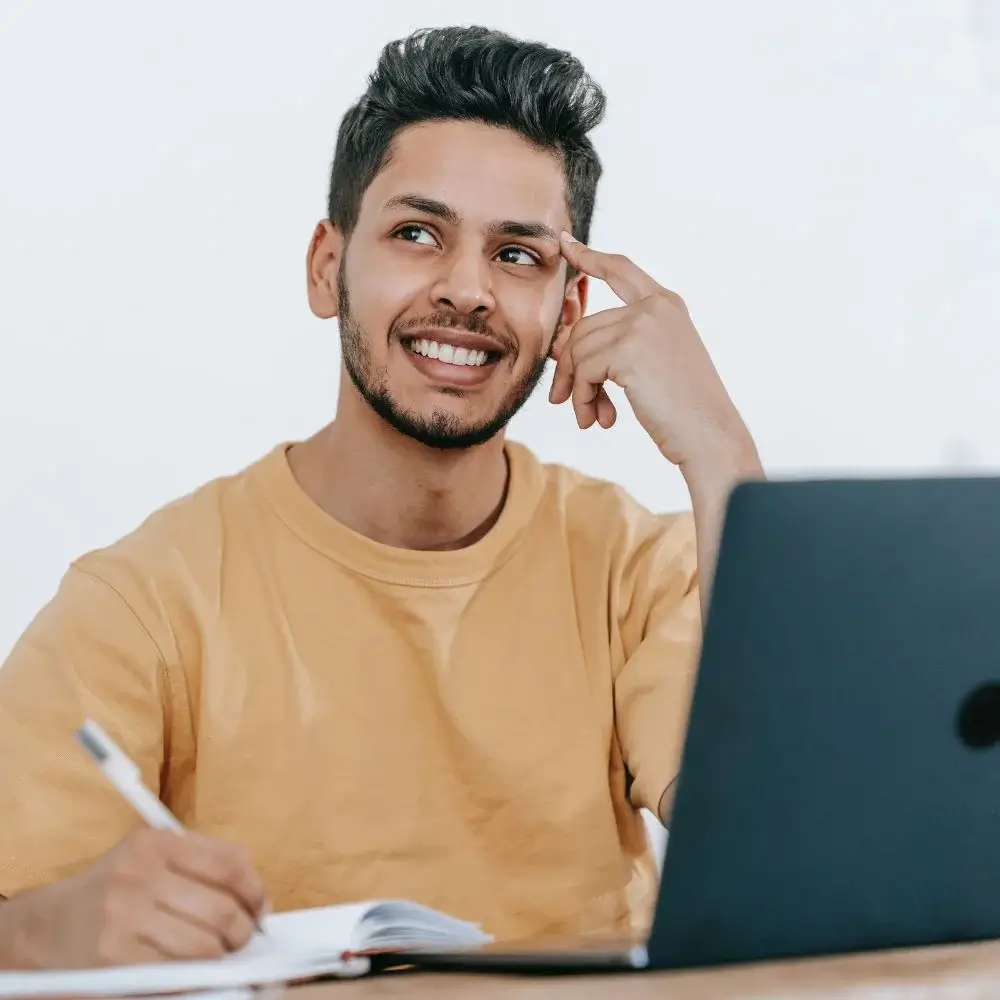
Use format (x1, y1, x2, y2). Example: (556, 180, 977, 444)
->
(0, 886, 48, 971)
(0, 893, 27, 970)
(678, 428, 764, 502)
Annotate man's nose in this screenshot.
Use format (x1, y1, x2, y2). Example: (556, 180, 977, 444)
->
(431, 250, 496, 316)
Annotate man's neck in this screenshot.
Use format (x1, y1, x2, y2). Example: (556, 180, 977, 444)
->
(288, 398, 510, 552)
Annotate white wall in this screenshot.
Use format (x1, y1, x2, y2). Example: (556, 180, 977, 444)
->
(1, 0, 998, 665)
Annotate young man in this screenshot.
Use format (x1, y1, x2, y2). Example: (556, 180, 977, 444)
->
(0, 26, 762, 969)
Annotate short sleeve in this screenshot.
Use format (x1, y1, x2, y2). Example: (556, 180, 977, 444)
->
(613, 512, 701, 817)
(0, 565, 169, 898)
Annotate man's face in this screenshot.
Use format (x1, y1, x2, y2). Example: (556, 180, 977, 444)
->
(309, 120, 586, 450)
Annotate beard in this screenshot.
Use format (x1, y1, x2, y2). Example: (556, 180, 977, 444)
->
(337, 260, 554, 451)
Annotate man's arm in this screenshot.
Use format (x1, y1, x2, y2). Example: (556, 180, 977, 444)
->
(653, 441, 765, 826)
(0, 564, 170, 900)
(555, 234, 765, 830)
(0, 890, 33, 970)
(681, 436, 765, 621)
(0, 566, 269, 969)
(610, 438, 764, 831)
(0, 830, 267, 970)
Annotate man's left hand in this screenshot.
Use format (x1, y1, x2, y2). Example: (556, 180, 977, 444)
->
(552, 233, 756, 474)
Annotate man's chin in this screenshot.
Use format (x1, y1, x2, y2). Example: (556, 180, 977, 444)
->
(395, 414, 507, 452)
(367, 394, 508, 451)
(347, 352, 545, 452)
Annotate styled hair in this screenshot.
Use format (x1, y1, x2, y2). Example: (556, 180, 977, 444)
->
(327, 26, 606, 243)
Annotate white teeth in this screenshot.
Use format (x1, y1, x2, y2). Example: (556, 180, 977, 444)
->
(408, 339, 489, 366)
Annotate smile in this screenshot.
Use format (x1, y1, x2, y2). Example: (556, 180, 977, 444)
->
(402, 338, 497, 368)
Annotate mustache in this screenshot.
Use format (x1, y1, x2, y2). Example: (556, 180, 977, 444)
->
(392, 312, 517, 355)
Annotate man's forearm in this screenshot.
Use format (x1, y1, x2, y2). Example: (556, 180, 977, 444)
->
(653, 438, 764, 830)
(0, 890, 39, 970)
(681, 435, 765, 620)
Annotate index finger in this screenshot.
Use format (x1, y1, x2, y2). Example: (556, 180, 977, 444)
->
(167, 832, 268, 922)
(560, 233, 661, 305)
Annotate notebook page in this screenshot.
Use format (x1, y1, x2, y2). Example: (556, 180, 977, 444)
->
(0, 950, 369, 999)
(0, 917, 372, 1000)
(241, 902, 375, 958)
(359, 901, 492, 950)
(243, 899, 489, 956)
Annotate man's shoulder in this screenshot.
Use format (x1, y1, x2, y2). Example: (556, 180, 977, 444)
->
(515, 442, 697, 574)
(71, 445, 281, 592)
(525, 444, 693, 532)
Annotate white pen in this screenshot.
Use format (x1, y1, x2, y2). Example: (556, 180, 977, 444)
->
(76, 718, 266, 934)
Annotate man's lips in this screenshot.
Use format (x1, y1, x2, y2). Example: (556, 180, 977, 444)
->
(397, 329, 506, 387)
(397, 326, 507, 358)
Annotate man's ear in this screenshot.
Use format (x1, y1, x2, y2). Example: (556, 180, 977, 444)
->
(306, 220, 344, 319)
(550, 273, 589, 361)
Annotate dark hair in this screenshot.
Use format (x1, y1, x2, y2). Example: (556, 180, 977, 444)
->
(327, 26, 606, 244)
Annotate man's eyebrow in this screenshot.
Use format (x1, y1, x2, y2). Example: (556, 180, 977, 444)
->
(382, 194, 460, 225)
(381, 194, 559, 245)
(486, 219, 560, 245)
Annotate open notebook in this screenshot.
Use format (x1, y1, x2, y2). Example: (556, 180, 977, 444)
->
(0, 899, 491, 997)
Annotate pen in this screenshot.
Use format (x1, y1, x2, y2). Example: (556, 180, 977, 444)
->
(76, 718, 266, 935)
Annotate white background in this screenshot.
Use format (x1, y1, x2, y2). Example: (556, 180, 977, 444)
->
(1, 0, 998, 667)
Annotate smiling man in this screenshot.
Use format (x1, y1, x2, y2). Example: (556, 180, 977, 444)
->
(0, 26, 763, 969)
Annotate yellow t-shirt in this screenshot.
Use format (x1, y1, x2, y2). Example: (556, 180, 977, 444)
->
(0, 441, 700, 942)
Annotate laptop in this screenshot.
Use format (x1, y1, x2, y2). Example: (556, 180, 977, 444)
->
(398, 475, 1000, 973)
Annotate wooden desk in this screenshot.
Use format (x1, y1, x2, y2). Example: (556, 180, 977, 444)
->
(286, 939, 1000, 998)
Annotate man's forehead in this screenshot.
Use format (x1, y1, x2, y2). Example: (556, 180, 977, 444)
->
(361, 121, 571, 228)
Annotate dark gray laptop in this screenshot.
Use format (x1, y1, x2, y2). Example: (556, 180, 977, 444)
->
(400, 476, 1000, 973)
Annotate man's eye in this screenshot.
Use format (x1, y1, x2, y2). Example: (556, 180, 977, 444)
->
(496, 246, 540, 266)
(394, 225, 438, 246)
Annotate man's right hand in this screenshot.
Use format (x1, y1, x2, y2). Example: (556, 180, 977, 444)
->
(1, 828, 268, 969)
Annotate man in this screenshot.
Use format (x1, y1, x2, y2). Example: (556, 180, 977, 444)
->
(0, 26, 762, 969)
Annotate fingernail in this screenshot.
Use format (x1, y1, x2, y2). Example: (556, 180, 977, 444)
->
(561, 231, 579, 243)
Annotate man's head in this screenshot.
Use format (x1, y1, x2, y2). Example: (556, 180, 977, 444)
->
(307, 26, 606, 450)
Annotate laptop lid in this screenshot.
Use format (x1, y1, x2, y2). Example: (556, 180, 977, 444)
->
(648, 476, 1000, 969)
